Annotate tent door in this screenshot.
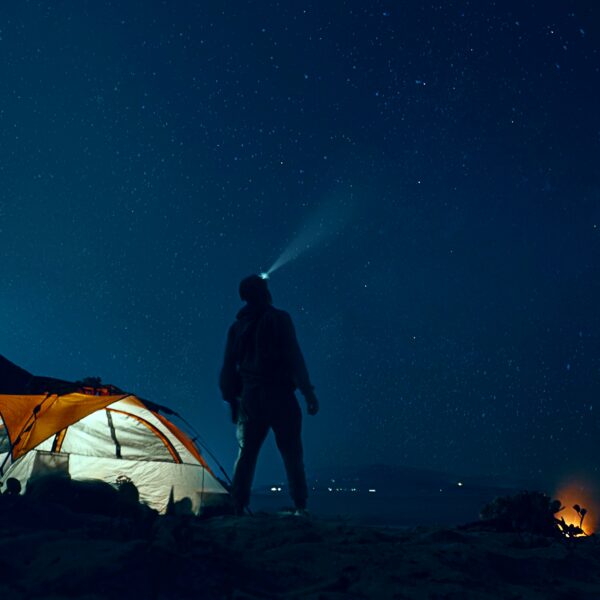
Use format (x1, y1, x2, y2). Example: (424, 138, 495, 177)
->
(30, 450, 70, 481)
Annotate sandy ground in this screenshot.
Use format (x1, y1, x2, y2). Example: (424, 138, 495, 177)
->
(0, 499, 598, 599)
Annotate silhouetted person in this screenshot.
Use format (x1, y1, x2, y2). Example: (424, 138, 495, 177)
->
(220, 274, 319, 515)
(116, 475, 140, 504)
(4, 478, 21, 495)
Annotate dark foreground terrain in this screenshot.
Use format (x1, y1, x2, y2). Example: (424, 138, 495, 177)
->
(0, 494, 599, 599)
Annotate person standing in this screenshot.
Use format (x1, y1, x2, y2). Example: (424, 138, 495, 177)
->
(220, 275, 319, 515)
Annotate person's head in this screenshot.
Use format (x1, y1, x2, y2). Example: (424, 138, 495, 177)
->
(5, 478, 21, 495)
(116, 476, 140, 504)
(239, 274, 272, 306)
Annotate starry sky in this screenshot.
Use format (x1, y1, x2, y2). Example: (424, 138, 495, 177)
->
(1, 1, 598, 488)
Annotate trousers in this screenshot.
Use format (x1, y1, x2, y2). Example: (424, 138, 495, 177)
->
(231, 384, 308, 510)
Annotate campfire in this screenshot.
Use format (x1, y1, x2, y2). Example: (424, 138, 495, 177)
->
(554, 480, 597, 536)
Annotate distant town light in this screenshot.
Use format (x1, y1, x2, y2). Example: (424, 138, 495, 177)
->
(368, 489, 377, 493)
(457, 482, 464, 487)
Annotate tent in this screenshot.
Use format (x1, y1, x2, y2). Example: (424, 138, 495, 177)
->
(0, 355, 229, 514)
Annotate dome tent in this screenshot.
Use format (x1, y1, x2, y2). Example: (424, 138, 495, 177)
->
(0, 355, 229, 514)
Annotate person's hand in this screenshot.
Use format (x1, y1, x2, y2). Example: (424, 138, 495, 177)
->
(305, 390, 319, 416)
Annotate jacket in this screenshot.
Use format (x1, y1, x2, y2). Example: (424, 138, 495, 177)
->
(219, 303, 313, 402)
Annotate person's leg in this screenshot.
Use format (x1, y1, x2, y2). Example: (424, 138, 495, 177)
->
(272, 394, 308, 510)
(231, 390, 269, 513)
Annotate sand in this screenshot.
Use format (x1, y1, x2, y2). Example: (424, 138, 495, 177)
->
(0, 496, 598, 599)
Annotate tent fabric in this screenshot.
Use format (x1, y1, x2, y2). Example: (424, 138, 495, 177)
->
(5, 452, 223, 514)
(0, 394, 129, 459)
(105, 397, 213, 470)
(152, 410, 211, 469)
(0, 392, 229, 514)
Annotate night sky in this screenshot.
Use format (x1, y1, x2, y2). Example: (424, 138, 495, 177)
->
(1, 1, 599, 488)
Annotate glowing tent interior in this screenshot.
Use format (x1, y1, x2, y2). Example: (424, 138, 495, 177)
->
(0, 355, 229, 514)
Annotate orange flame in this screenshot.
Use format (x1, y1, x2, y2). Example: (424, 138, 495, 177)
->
(554, 480, 598, 536)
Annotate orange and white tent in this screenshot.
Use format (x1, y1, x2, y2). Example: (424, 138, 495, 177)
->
(0, 384, 229, 514)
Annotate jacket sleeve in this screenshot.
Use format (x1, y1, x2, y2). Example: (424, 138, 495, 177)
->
(281, 312, 314, 396)
(219, 324, 241, 402)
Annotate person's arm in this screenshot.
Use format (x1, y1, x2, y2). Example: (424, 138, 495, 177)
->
(219, 324, 241, 403)
(281, 312, 319, 415)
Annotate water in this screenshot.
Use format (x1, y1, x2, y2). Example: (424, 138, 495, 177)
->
(251, 487, 510, 528)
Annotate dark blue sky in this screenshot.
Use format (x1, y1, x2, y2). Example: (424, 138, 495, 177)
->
(1, 1, 598, 487)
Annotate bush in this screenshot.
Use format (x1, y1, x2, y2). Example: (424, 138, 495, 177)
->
(480, 491, 587, 538)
